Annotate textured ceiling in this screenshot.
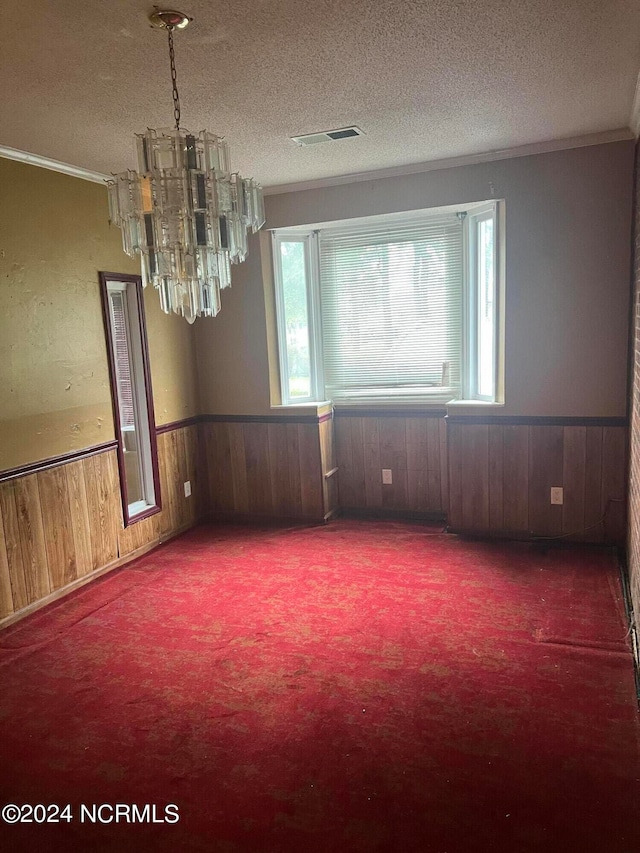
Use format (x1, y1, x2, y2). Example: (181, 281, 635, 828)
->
(2, 0, 640, 188)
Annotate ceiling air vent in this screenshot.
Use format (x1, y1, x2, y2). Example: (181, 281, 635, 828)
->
(291, 126, 364, 146)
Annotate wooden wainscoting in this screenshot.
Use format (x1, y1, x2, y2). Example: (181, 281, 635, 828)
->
(200, 417, 326, 521)
(334, 410, 448, 516)
(155, 423, 206, 538)
(447, 418, 627, 543)
(320, 414, 339, 519)
(0, 450, 120, 622)
(0, 422, 205, 627)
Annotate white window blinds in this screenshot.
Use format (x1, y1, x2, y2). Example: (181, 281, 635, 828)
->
(108, 291, 135, 428)
(318, 212, 463, 401)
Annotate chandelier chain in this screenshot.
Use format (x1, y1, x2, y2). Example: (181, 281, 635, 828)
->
(167, 27, 181, 130)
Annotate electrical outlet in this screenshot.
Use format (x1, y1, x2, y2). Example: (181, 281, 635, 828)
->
(550, 486, 563, 505)
(184, 480, 192, 498)
(382, 468, 393, 485)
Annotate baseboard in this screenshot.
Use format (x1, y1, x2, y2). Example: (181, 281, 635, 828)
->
(446, 526, 622, 547)
(617, 554, 640, 703)
(0, 520, 198, 631)
(207, 511, 326, 526)
(340, 507, 446, 523)
(631, 623, 640, 679)
(158, 520, 200, 544)
(447, 526, 529, 540)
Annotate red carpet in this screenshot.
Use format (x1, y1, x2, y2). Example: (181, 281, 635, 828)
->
(0, 520, 639, 852)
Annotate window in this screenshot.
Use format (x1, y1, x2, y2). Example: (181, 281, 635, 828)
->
(465, 204, 499, 401)
(273, 233, 323, 403)
(99, 272, 160, 525)
(272, 202, 503, 405)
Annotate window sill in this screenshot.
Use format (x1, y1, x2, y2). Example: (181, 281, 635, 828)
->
(332, 400, 451, 409)
(271, 401, 333, 415)
(124, 503, 161, 527)
(272, 399, 506, 416)
(446, 400, 505, 408)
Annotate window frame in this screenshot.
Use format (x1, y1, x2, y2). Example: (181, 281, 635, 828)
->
(463, 202, 500, 402)
(271, 201, 503, 407)
(272, 230, 324, 405)
(99, 271, 161, 526)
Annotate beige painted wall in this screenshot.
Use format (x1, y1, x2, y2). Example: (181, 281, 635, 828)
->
(144, 287, 200, 427)
(196, 140, 634, 418)
(196, 235, 272, 415)
(0, 158, 199, 471)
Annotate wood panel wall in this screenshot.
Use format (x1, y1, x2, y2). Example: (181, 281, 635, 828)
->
(320, 416, 339, 519)
(0, 412, 629, 628)
(201, 420, 326, 521)
(335, 415, 448, 515)
(0, 424, 205, 626)
(447, 422, 627, 543)
(629, 142, 640, 648)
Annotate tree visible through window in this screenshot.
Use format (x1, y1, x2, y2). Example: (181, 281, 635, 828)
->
(319, 214, 464, 401)
(272, 202, 501, 405)
(278, 239, 313, 400)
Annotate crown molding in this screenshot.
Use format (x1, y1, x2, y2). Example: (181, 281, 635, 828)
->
(2, 126, 634, 192)
(263, 128, 634, 196)
(0, 145, 109, 184)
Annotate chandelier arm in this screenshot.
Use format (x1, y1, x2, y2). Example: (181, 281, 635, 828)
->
(167, 26, 181, 131)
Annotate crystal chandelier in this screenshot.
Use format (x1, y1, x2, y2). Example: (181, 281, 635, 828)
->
(107, 9, 265, 323)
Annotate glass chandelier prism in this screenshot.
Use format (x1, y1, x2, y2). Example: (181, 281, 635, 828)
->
(107, 10, 265, 323)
